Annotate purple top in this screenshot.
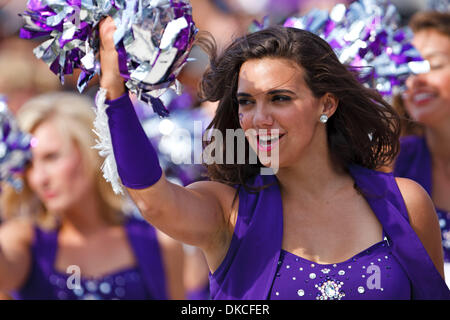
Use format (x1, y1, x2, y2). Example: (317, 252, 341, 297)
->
(270, 238, 411, 300)
(186, 283, 211, 300)
(209, 165, 450, 300)
(45, 266, 148, 300)
(394, 135, 450, 263)
(12, 217, 168, 300)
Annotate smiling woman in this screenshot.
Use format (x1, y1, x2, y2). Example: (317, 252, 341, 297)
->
(199, 27, 401, 187)
(97, 18, 449, 299)
(393, 10, 450, 288)
(236, 58, 321, 169)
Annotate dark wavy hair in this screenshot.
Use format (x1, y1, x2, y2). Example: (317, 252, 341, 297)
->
(197, 26, 401, 187)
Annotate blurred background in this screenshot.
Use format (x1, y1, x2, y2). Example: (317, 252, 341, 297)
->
(0, 0, 442, 115)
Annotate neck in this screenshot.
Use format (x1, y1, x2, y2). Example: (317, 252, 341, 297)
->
(59, 190, 110, 237)
(276, 133, 350, 200)
(425, 123, 450, 162)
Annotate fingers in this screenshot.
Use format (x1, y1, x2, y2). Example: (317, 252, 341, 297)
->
(98, 17, 125, 99)
(99, 16, 117, 51)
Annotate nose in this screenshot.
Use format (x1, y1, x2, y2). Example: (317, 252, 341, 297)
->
(252, 103, 274, 128)
(406, 72, 428, 91)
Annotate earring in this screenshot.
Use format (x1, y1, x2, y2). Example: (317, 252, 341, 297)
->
(319, 114, 328, 124)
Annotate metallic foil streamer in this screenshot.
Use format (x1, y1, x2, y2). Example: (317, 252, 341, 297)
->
(0, 96, 33, 192)
(135, 90, 210, 187)
(20, 0, 197, 117)
(283, 0, 430, 100)
(427, 0, 450, 12)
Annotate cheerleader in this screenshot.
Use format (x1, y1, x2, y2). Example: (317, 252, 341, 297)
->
(98, 17, 449, 299)
(394, 11, 450, 288)
(0, 92, 184, 300)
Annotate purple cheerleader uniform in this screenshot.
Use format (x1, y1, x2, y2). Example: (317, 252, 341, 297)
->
(209, 165, 450, 300)
(12, 217, 168, 300)
(394, 135, 450, 263)
(270, 237, 410, 300)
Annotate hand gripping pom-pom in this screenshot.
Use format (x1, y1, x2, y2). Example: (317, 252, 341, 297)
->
(21, 0, 197, 117)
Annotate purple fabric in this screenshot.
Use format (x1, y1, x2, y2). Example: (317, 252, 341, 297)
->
(105, 93, 162, 189)
(186, 283, 211, 300)
(43, 267, 148, 300)
(209, 165, 450, 300)
(394, 135, 450, 263)
(116, 43, 131, 80)
(209, 174, 283, 300)
(394, 136, 432, 192)
(270, 240, 411, 300)
(12, 217, 168, 300)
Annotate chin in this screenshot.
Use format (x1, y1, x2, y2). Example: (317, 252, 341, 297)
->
(412, 112, 444, 126)
(44, 200, 71, 213)
(258, 157, 286, 173)
(407, 102, 448, 124)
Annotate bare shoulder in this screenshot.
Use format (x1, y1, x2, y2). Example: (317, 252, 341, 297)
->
(0, 218, 34, 247)
(395, 177, 436, 222)
(395, 177, 445, 278)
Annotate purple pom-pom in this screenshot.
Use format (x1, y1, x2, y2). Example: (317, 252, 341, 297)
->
(282, 0, 430, 99)
(20, 0, 197, 117)
(0, 96, 33, 192)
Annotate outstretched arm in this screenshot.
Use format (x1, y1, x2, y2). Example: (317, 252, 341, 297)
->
(98, 18, 237, 271)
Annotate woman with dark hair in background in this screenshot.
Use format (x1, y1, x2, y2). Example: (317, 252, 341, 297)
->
(98, 15, 449, 299)
(393, 11, 450, 288)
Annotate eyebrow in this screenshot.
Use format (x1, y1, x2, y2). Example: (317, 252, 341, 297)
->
(236, 89, 296, 98)
(267, 89, 296, 95)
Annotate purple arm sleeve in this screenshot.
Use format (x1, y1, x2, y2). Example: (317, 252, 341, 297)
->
(105, 93, 162, 189)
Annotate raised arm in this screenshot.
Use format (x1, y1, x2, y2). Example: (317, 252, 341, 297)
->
(98, 17, 237, 271)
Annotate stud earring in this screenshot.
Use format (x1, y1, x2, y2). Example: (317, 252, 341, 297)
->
(319, 114, 328, 124)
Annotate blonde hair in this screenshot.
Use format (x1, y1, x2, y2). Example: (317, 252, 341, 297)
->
(0, 92, 124, 229)
(0, 48, 61, 94)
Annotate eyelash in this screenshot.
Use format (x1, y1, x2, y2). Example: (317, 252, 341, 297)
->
(272, 95, 291, 102)
(237, 95, 292, 106)
(237, 99, 253, 106)
(430, 64, 444, 70)
(44, 153, 60, 161)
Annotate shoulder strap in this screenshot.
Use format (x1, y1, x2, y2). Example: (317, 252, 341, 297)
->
(125, 217, 168, 300)
(14, 226, 58, 299)
(34, 226, 59, 275)
(209, 174, 283, 300)
(349, 165, 450, 300)
(394, 135, 432, 195)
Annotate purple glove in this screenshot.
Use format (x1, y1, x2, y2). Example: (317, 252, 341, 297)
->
(106, 93, 162, 189)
